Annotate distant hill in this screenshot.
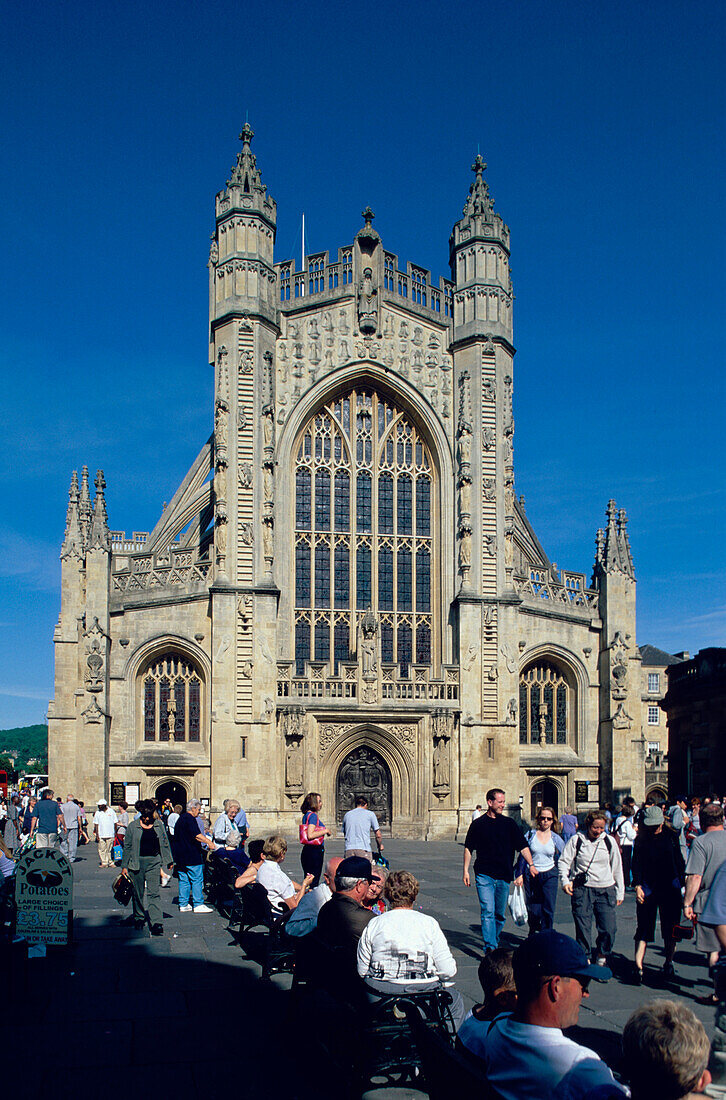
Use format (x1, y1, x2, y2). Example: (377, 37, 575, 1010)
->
(0, 724, 48, 774)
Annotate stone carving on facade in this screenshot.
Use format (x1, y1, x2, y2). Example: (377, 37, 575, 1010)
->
(611, 651, 628, 699)
(237, 593, 253, 629)
(505, 697, 518, 725)
(537, 703, 548, 745)
(432, 710, 453, 795)
(457, 370, 474, 591)
(483, 534, 496, 556)
(240, 660, 253, 679)
(318, 722, 354, 758)
(239, 350, 254, 374)
(239, 464, 253, 489)
(280, 706, 305, 793)
(209, 235, 218, 265)
(482, 427, 495, 451)
(483, 479, 496, 502)
(241, 523, 254, 546)
(486, 664, 498, 682)
(500, 642, 516, 673)
(262, 518, 274, 572)
(482, 377, 496, 402)
(82, 696, 105, 724)
(338, 309, 350, 335)
(84, 637, 104, 692)
(612, 703, 633, 731)
(358, 265, 378, 335)
(360, 609, 379, 679)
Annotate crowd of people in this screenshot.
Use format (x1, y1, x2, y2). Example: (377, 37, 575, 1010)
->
(4, 782, 726, 1096)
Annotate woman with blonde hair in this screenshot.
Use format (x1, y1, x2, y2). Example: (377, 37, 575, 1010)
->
(514, 806, 565, 933)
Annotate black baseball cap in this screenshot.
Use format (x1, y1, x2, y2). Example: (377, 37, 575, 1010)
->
(337, 856, 374, 882)
(513, 930, 612, 984)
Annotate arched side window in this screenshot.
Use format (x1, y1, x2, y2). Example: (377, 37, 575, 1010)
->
(141, 653, 203, 743)
(294, 387, 434, 675)
(519, 662, 573, 746)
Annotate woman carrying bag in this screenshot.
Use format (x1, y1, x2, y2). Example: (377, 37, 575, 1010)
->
(299, 791, 331, 888)
(121, 799, 174, 936)
(514, 806, 565, 934)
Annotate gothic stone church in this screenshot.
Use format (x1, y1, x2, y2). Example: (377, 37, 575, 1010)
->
(49, 127, 647, 836)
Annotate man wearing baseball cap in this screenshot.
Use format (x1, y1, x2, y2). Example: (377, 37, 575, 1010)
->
(458, 930, 626, 1098)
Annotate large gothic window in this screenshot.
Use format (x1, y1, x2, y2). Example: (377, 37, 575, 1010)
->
(519, 662, 573, 746)
(141, 653, 203, 743)
(294, 388, 434, 675)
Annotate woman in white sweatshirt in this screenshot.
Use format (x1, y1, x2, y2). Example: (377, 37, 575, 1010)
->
(356, 868, 464, 1026)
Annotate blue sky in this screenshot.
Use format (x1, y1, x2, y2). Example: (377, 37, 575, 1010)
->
(0, 0, 724, 727)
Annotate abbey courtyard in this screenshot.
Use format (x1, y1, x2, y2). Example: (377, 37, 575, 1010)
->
(47, 127, 676, 836)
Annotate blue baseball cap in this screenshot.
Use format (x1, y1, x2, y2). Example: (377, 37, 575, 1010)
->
(513, 930, 612, 984)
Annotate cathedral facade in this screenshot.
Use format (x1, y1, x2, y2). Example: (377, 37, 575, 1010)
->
(48, 128, 647, 835)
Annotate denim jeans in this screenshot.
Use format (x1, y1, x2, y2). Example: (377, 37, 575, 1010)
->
(475, 873, 510, 952)
(524, 866, 559, 933)
(178, 863, 204, 908)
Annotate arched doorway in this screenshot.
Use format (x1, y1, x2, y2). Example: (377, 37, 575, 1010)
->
(155, 779, 188, 811)
(530, 778, 559, 821)
(336, 746, 392, 828)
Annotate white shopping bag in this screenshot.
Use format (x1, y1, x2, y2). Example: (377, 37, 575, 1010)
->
(508, 882, 528, 926)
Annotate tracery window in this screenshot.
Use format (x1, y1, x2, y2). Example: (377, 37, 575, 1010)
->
(294, 388, 434, 675)
(518, 662, 573, 746)
(141, 653, 203, 743)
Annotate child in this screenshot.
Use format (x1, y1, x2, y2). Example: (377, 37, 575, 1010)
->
(456, 948, 516, 1060)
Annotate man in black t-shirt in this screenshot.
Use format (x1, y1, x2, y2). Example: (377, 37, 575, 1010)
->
(463, 787, 536, 953)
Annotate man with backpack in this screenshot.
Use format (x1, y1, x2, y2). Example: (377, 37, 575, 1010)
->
(559, 809, 624, 965)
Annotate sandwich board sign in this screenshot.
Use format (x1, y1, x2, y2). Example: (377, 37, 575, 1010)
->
(15, 847, 73, 945)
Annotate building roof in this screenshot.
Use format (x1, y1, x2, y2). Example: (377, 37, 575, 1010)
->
(639, 644, 683, 667)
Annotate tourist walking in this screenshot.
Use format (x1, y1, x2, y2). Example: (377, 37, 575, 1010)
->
(3, 795, 21, 853)
(559, 809, 624, 964)
(514, 805, 564, 933)
(559, 806, 578, 842)
(299, 791, 331, 887)
(630, 804, 685, 983)
(172, 798, 215, 913)
(121, 799, 174, 935)
(342, 795, 384, 860)
(30, 788, 64, 849)
(93, 798, 118, 867)
(463, 787, 536, 953)
(615, 805, 637, 889)
(684, 801, 726, 1003)
(60, 795, 82, 863)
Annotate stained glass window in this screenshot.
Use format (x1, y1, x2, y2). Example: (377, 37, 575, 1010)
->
(144, 678, 155, 741)
(314, 545, 330, 607)
(294, 387, 435, 673)
(295, 620, 310, 675)
(397, 548, 412, 611)
(334, 543, 349, 608)
(334, 471, 350, 531)
(519, 663, 573, 746)
(159, 678, 170, 741)
(296, 470, 311, 529)
(188, 678, 200, 742)
(142, 655, 204, 743)
(397, 475, 412, 535)
(315, 470, 330, 530)
(295, 544, 310, 606)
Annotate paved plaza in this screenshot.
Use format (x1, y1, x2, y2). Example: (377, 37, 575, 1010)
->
(6, 839, 720, 1093)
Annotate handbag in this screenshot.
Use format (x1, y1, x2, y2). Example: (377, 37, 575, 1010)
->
(508, 882, 528, 926)
(112, 872, 133, 906)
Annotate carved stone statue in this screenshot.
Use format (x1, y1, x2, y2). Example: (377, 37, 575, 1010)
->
(262, 520, 274, 561)
(285, 737, 303, 789)
(611, 652, 628, 699)
(360, 610, 378, 678)
(459, 532, 472, 570)
(433, 736, 450, 789)
(167, 687, 177, 735)
(538, 704, 548, 745)
(506, 697, 517, 725)
(358, 267, 378, 334)
(216, 518, 227, 556)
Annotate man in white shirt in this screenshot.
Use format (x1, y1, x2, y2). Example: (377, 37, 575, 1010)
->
(342, 796, 384, 860)
(93, 799, 118, 868)
(458, 930, 626, 1099)
(285, 856, 342, 937)
(60, 795, 82, 863)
